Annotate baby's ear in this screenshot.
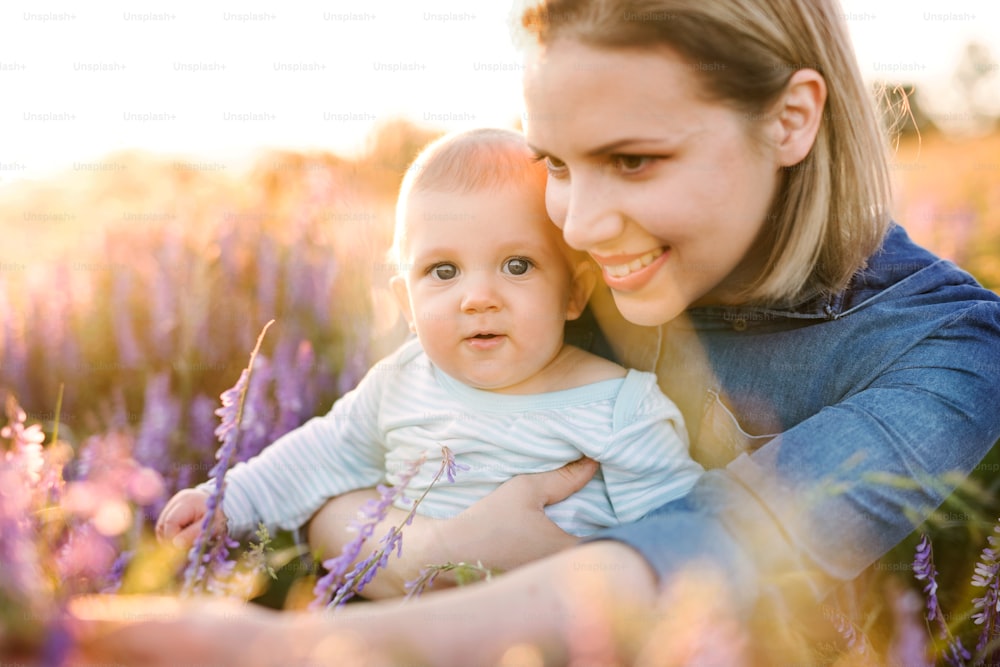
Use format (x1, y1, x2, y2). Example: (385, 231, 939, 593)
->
(389, 275, 416, 333)
(565, 259, 597, 321)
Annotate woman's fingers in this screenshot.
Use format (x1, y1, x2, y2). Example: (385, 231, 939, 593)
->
(482, 456, 599, 511)
(531, 457, 600, 507)
(302, 460, 600, 595)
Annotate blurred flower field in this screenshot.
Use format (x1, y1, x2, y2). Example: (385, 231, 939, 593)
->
(0, 120, 999, 664)
(0, 121, 440, 658)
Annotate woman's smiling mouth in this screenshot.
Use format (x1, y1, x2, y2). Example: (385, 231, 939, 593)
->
(601, 247, 666, 278)
(592, 247, 670, 291)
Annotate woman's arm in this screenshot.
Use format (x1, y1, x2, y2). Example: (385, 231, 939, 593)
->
(597, 299, 1000, 616)
(71, 540, 664, 667)
(306, 457, 600, 598)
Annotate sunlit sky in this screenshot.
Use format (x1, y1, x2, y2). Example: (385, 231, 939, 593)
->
(1, 0, 998, 186)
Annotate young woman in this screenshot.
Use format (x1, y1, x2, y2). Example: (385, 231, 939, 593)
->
(72, 1, 1000, 664)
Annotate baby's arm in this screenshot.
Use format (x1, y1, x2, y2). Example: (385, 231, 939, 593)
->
(219, 364, 389, 537)
(155, 349, 394, 544)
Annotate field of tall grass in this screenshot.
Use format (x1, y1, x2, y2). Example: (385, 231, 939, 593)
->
(1, 120, 998, 664)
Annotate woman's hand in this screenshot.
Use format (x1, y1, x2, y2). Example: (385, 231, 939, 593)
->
(67, 595, 386, 667)
(307, 457, 600, 598)
(69, 595, 273, 667)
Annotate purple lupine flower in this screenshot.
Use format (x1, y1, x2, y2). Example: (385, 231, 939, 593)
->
(134, 371, 181, 478)
(336, 338, 369, 397)
(281, 237, 311, 315)
(971, 520, 1000, 655)
(914, 534, 942, 625)
(149, 260, 178, 356)
(56, 522, 117, 592)
(914, 533, 974, 666)
(182, 367, 248, 596)
(403, 566, 442, 600)
(183, 321, 273, 597)
(821, 603, 874, 660)
(313, 446, 464, 610)
(886, 583, 932, 667)
(0, 463, 46, 606)
(236, 353, 274, 463)
(0, 294, 30, 404)
(204, 534, 241, 597)
(309, 482, 404, 611)
(111, 272, 144, 369)
(311, 456, 425, 611)
(187, 393, 221, 461)
(102, 549, 134, 594)
(107, 388, 130, 432)
(294, 339, 319, 410)
(442, 445, 469, 484)
(944, 637, 972, 667)
(2, 395, 45, 485)
(61, 431, 166, 538)
(271, 335, 310, 440)
(40, 610, 73, 667)
(216, 220, 243, 288)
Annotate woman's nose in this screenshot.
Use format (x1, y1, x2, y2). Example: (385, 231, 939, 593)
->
(461, 273, 501, 313)
(549, 175, 623, 252)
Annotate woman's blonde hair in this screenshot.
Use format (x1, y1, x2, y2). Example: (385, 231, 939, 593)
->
(516, 0, 893, 305)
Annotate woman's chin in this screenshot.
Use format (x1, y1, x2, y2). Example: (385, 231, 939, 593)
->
(612, 292, 685, 328)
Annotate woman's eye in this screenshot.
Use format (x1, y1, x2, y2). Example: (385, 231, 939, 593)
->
(613, 155, 652, 174)
(543, 156, 568, 177)
(431, 263, 458, 280)
(503, 257, 533, 276)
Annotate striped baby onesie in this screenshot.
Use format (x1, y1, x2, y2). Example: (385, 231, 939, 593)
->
(214, 337, 702, 537)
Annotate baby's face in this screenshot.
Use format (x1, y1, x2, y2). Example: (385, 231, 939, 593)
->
(392, 182, 589, 394)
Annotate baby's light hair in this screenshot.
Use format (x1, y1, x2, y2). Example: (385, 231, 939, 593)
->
(390, 128, 547, 267)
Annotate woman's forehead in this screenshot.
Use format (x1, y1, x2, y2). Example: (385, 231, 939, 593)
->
(522, 40, 712, 151)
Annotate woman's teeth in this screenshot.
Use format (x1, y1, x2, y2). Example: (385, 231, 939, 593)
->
(604, 248, 664, 278)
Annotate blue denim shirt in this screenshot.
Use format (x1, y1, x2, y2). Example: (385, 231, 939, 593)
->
(587, 224, 1000, 610)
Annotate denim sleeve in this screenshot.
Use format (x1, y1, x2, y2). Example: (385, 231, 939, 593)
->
(590, 301, 1000, 612)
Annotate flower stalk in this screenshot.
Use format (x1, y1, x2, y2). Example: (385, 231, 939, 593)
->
(182, 320, 274, 596)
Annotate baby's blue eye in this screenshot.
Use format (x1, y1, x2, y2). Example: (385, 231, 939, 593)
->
(503, 257, 533, 276)
(432, 263, 457, 280)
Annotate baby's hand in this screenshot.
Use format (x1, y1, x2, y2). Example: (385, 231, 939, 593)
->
(155, 489, 227, 549)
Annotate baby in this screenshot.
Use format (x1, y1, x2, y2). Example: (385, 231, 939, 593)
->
(157, 128, 702, 549)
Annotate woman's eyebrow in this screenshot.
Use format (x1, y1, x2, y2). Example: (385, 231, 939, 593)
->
(526, 143, 548, 157)
(585, 138, 657, 155)
(528, 137, 677, 158)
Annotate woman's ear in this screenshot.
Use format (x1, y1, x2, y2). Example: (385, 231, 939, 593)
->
(389, 275, 416, 333)
(565, 259, 598, 321)
(772, 68, 827, 168)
